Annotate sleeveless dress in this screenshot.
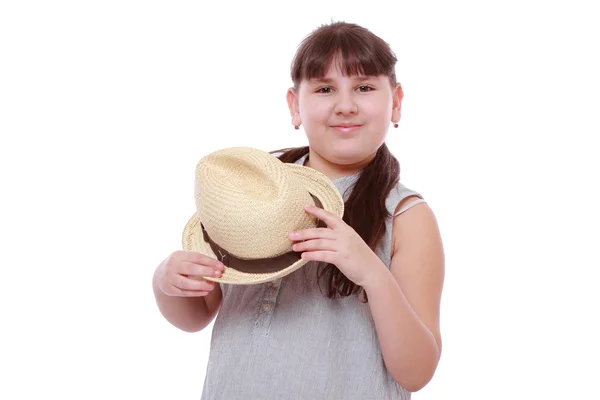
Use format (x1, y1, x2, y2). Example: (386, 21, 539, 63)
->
(200, 153, 425, 400)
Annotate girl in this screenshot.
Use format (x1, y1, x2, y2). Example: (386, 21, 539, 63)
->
(153, 21, 445, 399)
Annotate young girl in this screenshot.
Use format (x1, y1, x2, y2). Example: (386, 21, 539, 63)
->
(153, 21, 444, 399)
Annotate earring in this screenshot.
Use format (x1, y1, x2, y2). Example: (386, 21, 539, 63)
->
(294, 112, 300, 130)
(393, 123, 398, 128)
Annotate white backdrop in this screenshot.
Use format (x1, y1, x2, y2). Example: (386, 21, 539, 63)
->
(1, 1, 599, 399)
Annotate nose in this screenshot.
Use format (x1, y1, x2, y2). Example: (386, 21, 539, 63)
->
(333, 90, 358, 115)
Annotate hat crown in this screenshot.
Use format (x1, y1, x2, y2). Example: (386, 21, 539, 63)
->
(195, 147, 317, 259)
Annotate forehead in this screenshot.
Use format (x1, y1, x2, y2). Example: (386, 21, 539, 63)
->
(322, 59, 367, 77)
(306, 70, 384, 85)
(305, 57, 383, 82)
(307, 75, 380, 85)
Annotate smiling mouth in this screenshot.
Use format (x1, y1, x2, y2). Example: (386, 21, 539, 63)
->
(331, 124, 362, 133)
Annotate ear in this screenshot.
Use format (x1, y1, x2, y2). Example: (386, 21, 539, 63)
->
(392, 83, 404, 124)
(286, 87, 301, 127)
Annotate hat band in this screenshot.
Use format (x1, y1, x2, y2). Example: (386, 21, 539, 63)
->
(201, 194, 327, 274)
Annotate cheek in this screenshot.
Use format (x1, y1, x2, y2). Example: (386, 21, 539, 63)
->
(301, 104, 329, 127)
(365, 96, 392, 120)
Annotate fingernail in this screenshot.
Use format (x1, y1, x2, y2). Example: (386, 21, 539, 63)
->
(214, 269, 222, 277)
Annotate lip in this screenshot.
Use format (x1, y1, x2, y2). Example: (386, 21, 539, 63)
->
(331, 124, 363, 134)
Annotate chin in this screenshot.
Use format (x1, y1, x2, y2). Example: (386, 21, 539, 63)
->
(328, 145, 377, 165)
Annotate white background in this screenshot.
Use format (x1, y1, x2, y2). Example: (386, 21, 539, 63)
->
(1, 1, 599, 399)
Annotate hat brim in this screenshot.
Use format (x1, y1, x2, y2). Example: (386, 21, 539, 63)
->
(181, 163, 345, 285)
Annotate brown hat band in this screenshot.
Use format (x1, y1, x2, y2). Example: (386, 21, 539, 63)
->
(201, 194, 327, 274)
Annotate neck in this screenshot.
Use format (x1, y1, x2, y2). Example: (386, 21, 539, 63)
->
(305, 148, 373, 181)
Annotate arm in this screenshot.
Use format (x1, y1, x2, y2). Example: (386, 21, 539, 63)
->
(152, 253, 223, 333)
(362, 198, 444, 392)
(289, 200, 444, 391)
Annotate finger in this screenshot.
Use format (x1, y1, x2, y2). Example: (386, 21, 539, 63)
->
(173, 274, 217, 292)
(175, 250, 224, 269)
(303, 204, 341, 229)
(168, 287, 211, 297)
(301, 251, 336, 263)
(292, 239, 335, 252)
(179, 261, 224, 278)
(289, 228, 336, 241)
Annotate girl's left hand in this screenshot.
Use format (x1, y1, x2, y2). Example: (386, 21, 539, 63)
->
(288, 204, 384, 287)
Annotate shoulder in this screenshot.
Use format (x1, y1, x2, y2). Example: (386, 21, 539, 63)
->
(389, 182, 437, 257)
(391, 199, 439, 254)
(392, 181, 423, 201)
(385, 181, 424, 218)
(385, 180, 434, 256)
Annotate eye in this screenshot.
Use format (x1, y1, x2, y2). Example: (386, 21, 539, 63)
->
(357, 85, 374, 92)
(316, 87, 333, 94)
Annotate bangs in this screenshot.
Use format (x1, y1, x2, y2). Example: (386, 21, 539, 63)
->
(291, 22, 397, 87)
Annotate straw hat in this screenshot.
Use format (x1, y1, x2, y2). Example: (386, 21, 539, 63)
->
(182, 147, 344, 285)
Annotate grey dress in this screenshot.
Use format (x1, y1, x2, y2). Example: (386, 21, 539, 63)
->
(200, 153, 424, 400)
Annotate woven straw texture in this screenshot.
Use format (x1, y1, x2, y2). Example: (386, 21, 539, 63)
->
(181, 147, 344, 285)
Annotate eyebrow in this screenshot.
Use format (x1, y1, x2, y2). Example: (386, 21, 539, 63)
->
(309, 76, 376, 84)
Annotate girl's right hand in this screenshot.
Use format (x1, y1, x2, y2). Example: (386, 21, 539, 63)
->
(155, 250, 225, 297)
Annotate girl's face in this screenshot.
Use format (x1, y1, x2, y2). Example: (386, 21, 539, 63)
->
(287, 61, 403, 174)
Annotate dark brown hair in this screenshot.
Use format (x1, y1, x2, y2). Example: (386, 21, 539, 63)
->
(275, 22, 401, 302)
(291, 21, 398, 90)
